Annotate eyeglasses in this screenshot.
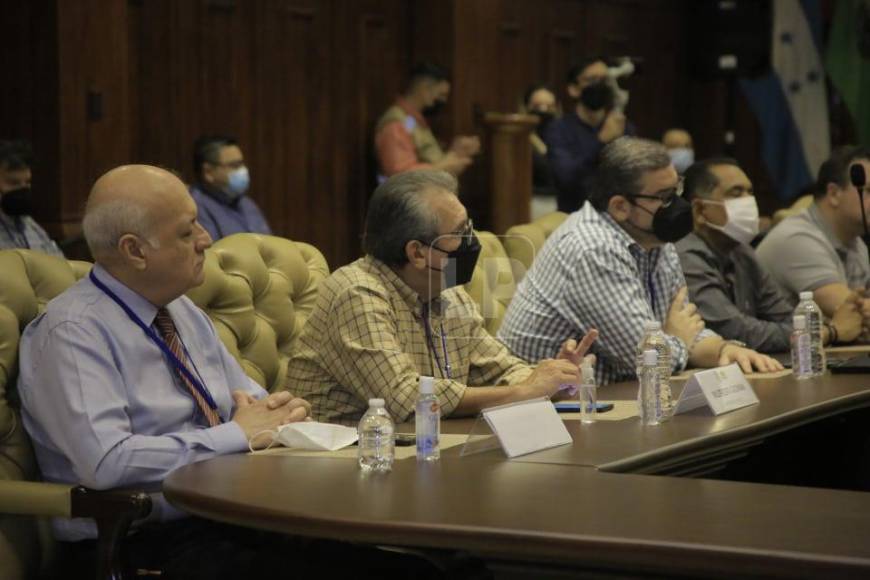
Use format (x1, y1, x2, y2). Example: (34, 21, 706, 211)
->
(630, 178, 684, 208)
(421, 219, 474, 250)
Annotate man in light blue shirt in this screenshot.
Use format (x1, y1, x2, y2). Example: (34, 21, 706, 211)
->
(17, 165, 310, 575)
(0, 139, 64, 256)
(188, 135, 272, 240)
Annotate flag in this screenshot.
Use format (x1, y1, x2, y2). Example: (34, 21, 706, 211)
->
(826, 0, 870, 146)
(740, 0, 830, 201)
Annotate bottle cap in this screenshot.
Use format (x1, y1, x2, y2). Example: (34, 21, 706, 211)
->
(643, 349, 658, 366)
(419, 376, 435, 394)
(793, 314, 807, 330)
(582, 364, 595, 382)
(643, 320, 661, 331)
(799, 291, 813, 300)
(368, 398, 385, 408)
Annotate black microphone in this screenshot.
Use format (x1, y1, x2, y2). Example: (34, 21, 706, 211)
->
(851, 162, 866, 190)
(852, 163, 870, 250)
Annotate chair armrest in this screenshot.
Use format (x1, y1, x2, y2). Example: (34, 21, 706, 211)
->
(0, 480, 74, 517)
(69, 485, 152, 521)
(1, 481, 152, 580)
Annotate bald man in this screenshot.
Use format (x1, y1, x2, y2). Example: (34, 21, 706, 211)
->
(16, 165, 316, 578)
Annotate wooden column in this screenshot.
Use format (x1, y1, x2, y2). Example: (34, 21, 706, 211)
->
(481, 112, 537, 233)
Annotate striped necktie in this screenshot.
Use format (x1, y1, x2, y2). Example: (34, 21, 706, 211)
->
(154, 307, 221, 427)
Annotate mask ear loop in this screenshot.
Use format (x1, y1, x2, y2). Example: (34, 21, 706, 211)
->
(860, 190, 869, 241)
(248, 429, 280, 455)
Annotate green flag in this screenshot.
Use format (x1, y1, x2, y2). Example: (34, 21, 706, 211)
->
(826, 0, 870, 145)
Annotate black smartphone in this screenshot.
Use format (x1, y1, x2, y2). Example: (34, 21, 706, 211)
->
(395, 433, 416, 446)
(554, 402, 614, 413)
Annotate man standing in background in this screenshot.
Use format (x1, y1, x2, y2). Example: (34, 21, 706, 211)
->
(374, 62, 480, 180)
(546, 57, 635, 212)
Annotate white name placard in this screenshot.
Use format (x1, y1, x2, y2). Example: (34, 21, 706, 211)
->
(674, 363, 759, 416)
(482, 397, 572, 458)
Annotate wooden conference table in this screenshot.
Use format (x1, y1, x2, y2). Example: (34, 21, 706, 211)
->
(165, 352, 870, 579)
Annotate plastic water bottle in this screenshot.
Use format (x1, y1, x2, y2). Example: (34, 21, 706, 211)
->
(793, 291, 825, 376)
(358, 398, 395, 472)
(580, 360, 597, 424)
(415, 376, 440, 461)
(635, 320, 674, 420)
(638, 349, 662, 425)
(791, 315, 813, 380)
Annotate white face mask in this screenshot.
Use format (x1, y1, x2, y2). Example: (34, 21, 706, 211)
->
(668, 147, 694, 174)
(703, 196, 760, 245)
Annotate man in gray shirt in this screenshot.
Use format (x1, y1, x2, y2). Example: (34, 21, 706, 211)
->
(677, 158, 862, 353)
(757, 146, 870, 322)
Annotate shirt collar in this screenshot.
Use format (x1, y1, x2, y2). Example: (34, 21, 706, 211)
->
(192, 183, 239, 207)
(686, 231, 734, 267)
(591, 205, 662, 262)
(90, 263, 161, 326)
(396, 97, 429, 129)
(363, 255, 450, 317)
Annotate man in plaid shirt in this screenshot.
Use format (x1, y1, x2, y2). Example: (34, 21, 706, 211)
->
(289, 169, 597, 425)
(499, 137, 781, 384)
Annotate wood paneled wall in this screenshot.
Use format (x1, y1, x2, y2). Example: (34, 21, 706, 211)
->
(126, 0, 409, 267)
(2, 0, 778, 266)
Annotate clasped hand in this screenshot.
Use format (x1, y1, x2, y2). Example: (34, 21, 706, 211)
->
(232, 390, 312, 449)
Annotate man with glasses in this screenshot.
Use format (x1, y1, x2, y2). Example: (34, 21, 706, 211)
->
(287, 169, 597, 425)
(676, 158, 863, 353)
(499, 137, 780, 384)
(189, 135, 271, 241)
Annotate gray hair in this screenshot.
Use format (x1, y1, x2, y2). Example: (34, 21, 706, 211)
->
(588, 136, 672, 210)
(82, 199, 159, 258)
(363, 169, 458, 266)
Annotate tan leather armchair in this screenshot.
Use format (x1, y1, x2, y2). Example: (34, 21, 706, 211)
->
(464, 231, 517, 335)
(503, 211, 568, 283)
(186, 233, 329, 393)
(0, 234, 329, 578)
(0, 250, 151, 580)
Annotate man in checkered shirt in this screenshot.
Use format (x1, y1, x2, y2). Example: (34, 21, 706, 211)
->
(288, 169, 597, 425)
(499, 137, 781, 385)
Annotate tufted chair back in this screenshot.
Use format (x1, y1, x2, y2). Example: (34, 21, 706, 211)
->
(464, 231, 516, 335)
(0, 250, 91, 580)
(503, 211, 568, 283)
(186, 234, 329, 393)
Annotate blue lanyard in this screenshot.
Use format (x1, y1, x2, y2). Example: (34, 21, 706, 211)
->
(89, 270, 222, 420)
(647, 269, 656, 312)
(421, 304, 452, 379)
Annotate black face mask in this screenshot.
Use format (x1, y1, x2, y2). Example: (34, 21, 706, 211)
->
(423, 100, 447, 118)
(424, 231, 482, 288)
(1, 187, 33, 217)
(579, 81, 614, 112)
(631, 195, 693, 243)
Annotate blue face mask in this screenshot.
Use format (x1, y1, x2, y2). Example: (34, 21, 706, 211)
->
(668, 148, 695, 174)
(226, 166, 250, 199)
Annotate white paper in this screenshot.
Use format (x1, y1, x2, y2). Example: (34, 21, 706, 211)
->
(482, 398, 572, 458)
(674, 364, 759, 416)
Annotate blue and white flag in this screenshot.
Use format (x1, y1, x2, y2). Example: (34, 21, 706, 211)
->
(740, 0, 829, 201)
